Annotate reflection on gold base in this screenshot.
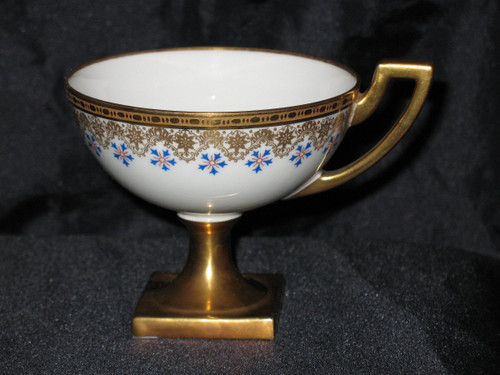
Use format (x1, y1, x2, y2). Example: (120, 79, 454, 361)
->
(132, 272, 284, 339)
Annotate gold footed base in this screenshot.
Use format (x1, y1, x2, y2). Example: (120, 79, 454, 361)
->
(132, 272, 284, 339)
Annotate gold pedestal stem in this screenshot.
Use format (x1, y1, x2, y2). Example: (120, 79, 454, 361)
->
(158, 217, 267, 315)
(132, 217, 285, 338)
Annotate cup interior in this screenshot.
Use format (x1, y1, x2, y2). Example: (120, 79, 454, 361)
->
(67, 49, 357, 112)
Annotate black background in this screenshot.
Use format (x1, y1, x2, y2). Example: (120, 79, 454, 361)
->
(1, 0, 499, 373)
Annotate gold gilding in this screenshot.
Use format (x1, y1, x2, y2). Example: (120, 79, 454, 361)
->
(67, 88, 354, 129)
(288, 60, 433, 198)
(132, 218, 284, 339)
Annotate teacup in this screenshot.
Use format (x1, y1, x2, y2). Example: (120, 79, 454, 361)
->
(66, 48, 432, 339)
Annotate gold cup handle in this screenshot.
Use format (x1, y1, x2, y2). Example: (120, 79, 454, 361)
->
(289, 60, 433, 199)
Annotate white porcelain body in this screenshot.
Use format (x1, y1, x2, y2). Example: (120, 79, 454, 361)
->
(75, 109, 351, 219)
(67, 48, 358, 221)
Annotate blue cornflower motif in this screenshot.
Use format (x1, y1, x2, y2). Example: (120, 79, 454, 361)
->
(289, 142, 312, 167)
(111, 142, 134, 166)
(245, 149, 273, 173)
(150, 148, 176, 171)
(86, 132, 102, 157)
(323, 132, 340, 154)
(198, 152, 228, 175)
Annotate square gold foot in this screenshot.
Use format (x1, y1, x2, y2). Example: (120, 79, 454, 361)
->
(132, 272, 284, 340)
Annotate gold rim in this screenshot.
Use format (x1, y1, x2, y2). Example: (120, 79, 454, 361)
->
(65, 47, 360, 129)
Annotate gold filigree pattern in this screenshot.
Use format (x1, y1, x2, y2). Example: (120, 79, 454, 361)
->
(75, 109, 350, 163)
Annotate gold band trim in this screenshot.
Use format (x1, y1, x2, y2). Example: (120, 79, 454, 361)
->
(67, 88, 356, 129)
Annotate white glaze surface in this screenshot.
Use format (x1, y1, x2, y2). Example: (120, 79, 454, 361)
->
(69, 49, 356, 112)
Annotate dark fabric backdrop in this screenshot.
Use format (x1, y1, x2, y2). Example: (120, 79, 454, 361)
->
(1, 0, 499, 374)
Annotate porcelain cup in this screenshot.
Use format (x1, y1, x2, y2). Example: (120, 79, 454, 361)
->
(65, 47, 433, 339)
(66, 48, 432, 223)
